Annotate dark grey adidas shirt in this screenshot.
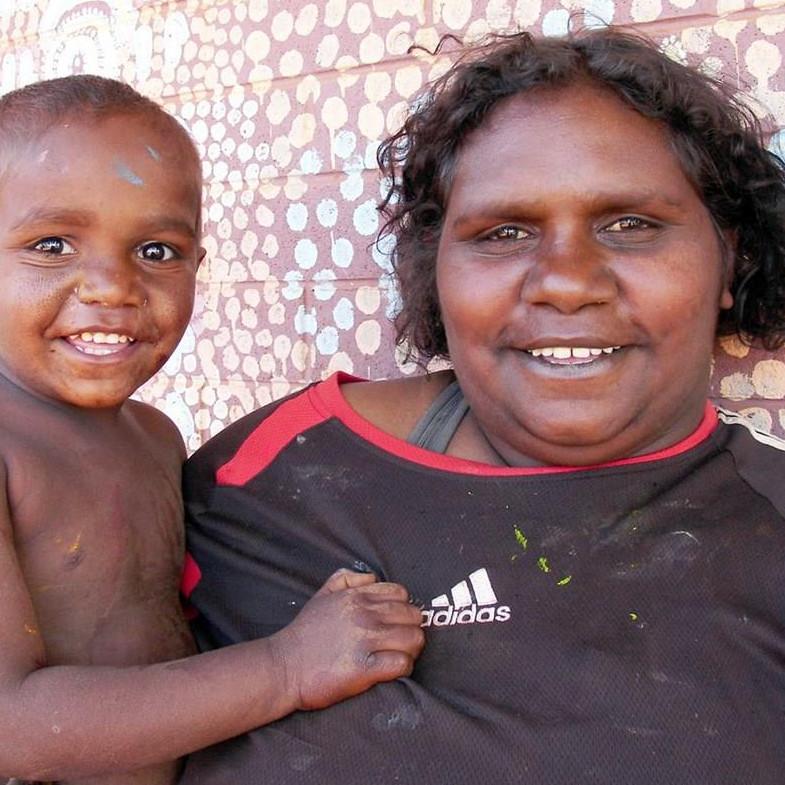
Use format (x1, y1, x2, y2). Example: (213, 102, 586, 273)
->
(181, 378, 785, 785)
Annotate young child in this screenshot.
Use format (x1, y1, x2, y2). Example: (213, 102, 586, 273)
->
(0, 76, 424, 785)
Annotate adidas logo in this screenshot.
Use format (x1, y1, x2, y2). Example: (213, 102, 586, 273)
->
(421, 568, 511, 627)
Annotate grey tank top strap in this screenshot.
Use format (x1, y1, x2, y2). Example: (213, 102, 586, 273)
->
(407, 380, 469, 453)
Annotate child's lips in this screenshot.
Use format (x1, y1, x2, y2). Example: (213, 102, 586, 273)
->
(64, 331, 136, 356)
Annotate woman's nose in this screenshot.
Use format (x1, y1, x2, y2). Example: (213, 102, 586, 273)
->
(521, 231, 618, 313)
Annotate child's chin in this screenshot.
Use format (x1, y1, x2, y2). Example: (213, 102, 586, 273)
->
(58, 383, 138, 411)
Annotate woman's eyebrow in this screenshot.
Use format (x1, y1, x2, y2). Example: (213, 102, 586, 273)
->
(448, 190, 688, 225)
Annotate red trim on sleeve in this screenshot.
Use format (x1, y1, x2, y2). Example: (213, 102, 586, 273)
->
(312, 373, 718, 476)
(180, 551, 202, 598)
(216, 389, 330, 486)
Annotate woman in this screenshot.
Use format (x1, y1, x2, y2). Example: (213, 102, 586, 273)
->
(181, 27, 785, 784)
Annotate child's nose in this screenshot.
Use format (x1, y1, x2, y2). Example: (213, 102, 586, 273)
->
(75, 256, 145, 308)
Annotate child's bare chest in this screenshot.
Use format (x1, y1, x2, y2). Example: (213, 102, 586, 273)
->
(12, 437, 191, 667)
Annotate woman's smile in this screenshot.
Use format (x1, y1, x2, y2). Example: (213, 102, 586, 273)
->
(436, 83, 733, 466)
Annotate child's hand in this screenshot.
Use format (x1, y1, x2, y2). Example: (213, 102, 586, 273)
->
(273, 569, 425, 711)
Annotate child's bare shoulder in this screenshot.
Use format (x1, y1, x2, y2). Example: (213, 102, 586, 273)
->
(123, 398, 186, 463)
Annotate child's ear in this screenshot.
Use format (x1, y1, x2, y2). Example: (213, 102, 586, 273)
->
(719, 229, 736, 311)
(197, 247, 206, 269)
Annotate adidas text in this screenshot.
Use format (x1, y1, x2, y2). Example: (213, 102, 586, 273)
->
(421, 604, 511, 627)
(421, 567, 510, 627)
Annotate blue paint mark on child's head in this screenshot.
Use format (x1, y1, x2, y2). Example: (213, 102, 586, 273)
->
(114, 160, 144, 186)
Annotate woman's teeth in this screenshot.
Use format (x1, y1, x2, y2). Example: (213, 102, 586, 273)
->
(527, 346, 621, 360)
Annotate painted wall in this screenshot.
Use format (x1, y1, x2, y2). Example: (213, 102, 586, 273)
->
(2, 0, 785, 450)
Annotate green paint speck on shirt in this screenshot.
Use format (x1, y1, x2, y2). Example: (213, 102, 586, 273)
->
(513, 526, 528, 551)
(537, 556, 550, 573)
(556, 575, 572, 586)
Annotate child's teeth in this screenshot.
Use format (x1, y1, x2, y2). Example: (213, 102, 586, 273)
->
(70, 332, 134, 345)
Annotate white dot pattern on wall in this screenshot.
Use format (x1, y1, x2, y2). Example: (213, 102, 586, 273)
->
(1, 0, 784, 448)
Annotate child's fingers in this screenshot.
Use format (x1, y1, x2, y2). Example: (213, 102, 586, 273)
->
(374, 623, 426, 657)
(365, 599, 424, 626)
(353, 581, 410, 603)
(364, 649, 417, 682)
(315, 568, 377, 595)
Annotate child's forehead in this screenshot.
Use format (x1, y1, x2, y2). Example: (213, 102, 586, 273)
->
(34, 112, 192, 162)
(0, 114, 201, 230)
(11, 113, 201, 205)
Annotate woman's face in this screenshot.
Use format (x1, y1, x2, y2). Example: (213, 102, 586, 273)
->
(435, 84, 733, 467)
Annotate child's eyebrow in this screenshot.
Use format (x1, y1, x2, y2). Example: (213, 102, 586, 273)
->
(11, 209, 198, 238)
(135, 215, 199, 236)
(11, 207, 93, 231)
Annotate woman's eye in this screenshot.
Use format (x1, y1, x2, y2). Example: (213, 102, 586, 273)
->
(482, 225, 531, 242)
(138, 242, 176, 262)
(33, 237, 76, 255)
(603, 216, 653, 232)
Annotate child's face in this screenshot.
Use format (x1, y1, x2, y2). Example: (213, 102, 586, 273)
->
(436, 83, 734, 466)
(0, 113, 202, 409)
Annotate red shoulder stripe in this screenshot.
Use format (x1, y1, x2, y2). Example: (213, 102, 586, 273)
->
(313, 373, 718, 476)
(216, 387, 329, 487)
(180, 551, 202, 598)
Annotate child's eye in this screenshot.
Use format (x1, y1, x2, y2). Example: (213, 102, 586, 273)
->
(32, 237, 76, 255)
(137, 242, 177, 263)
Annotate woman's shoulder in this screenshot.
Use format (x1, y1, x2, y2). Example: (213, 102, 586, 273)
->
(341, 370, 456, 441)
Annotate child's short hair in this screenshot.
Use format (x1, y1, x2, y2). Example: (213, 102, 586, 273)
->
(378, 27, 785, 358)
(0, 74, 200, 191)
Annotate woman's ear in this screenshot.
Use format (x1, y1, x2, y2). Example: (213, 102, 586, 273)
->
(719, 229, 736, 311)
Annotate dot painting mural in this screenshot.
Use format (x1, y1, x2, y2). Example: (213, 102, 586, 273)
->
(2, 0, 785, 450)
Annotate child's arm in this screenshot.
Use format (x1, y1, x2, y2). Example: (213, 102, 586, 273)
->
(0, 487, 424, 780)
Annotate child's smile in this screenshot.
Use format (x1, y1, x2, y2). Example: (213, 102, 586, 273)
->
(0, 114, 202, 410)
(65, 331, 135, 357)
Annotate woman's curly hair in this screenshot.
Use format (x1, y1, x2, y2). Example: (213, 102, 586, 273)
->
(377, 27, 785, 360)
